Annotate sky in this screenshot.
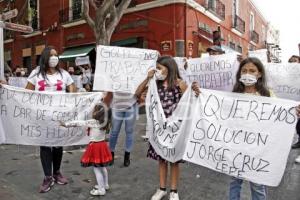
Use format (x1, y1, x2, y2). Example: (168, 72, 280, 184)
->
(252, 0, 300, 62)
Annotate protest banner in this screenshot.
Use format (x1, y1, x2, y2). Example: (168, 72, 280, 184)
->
(186, 53, 239, 91)
(265, 63, 300, 101)
(146, 78, 196, 162)
(174, 57, 187, 69)
(75, 56, 90, 66)
(71, 75, 83, 89)
(0, 85, 103, 146)
(174, 57, 189, 84)
(248, 49, 268, 63)
(93, 45, 159, 93)
(8, 77, 27, 88)
(146, 79, 298, 186)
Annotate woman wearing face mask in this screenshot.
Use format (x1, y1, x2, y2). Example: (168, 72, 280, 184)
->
(26, 46, 76, 193)
(136, 56, 200, 200)
(229, 57, 273, 200)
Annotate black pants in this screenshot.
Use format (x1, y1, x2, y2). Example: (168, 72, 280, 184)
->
(297, 119, 300, 141)
(40, 146, 63, 177)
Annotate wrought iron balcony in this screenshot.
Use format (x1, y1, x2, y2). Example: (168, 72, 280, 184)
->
(206, 0, 225, 20)
(59, 6, 82, 24)
(250, 30, 259, 44)
(233, 15, 245, 33)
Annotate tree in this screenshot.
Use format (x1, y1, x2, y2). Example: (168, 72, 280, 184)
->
(83, 0, 132, 45)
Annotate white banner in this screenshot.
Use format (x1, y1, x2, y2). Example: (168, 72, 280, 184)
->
(174, 57, 189, 84)
(146, 79, 196, 162)
(265, 63, 300, 101)
(93, 45, 159, 93)
(8, 77, 27, 88)
(146, 79, 298, 186)
(75, 56, 90, 66)
(0, 85, 103, 146)
(186, 53, 239, 91)
(248, 49, 268, 63)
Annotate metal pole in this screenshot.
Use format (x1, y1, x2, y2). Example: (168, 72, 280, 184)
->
(0, 23, 4, 80)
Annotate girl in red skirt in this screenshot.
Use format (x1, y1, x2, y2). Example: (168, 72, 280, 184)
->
(62, 103, 112, 196)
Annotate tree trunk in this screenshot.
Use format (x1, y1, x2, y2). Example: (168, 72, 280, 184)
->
(83, 0, 132, 45)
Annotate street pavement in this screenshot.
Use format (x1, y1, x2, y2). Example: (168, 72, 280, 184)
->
(1, 114, 300, 200)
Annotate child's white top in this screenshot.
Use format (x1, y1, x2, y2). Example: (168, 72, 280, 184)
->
(64, 119, 105, 142)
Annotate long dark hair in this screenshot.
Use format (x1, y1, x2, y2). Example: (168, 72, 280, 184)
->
(233, 57, 270, 97)
(157, 55, 181, 90)
(37, 46, 62, 80)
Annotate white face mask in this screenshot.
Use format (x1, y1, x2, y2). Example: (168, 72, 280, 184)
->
(239, 74, 257, 86)
(49, 56, 59, 68)
(20, 71, 25, 76)
(155, 70, 167, 80)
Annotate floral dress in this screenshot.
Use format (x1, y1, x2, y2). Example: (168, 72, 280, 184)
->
(147, 83, 182, 162)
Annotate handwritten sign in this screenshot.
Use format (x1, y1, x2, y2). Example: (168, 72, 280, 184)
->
(186, 53, 239, 91)
(174, 57, 189, 83)
(0, 85, 103, 146)
(93, 45, 159, 93)
(8, 77, 27, 88)
(265, 63, 300, 101)
(75, 56, 90, 66)
(146, 79, 298, 186)
(146, 79, 194, 162)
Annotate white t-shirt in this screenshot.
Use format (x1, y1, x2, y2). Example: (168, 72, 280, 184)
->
(111, 92, 137, 111)
(27, 67, 74, 92)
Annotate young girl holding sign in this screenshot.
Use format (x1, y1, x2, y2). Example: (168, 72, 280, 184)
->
(136, 56, 200, 200)
(61, 103, 112, 196)
(25, 46, 76, 193)
(229, 57, 274, 200)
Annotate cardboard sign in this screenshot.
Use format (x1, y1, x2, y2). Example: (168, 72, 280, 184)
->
(93, 45, 159, 93)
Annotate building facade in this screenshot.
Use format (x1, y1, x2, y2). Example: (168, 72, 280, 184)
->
(1, 0, 278, 72)
(266, 23, 281, 62)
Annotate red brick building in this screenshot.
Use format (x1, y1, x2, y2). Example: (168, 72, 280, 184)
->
(1, 0, 270, 72)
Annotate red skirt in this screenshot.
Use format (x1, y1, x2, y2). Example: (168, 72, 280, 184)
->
(80, 141, 112, 167)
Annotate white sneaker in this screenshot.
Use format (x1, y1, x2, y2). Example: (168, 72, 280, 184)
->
(94, 184, 110, 190)
(169, 192, 179, 200)
(90, 188, 106, 196)
(151, 189, 167, 200)
(295, 155, 300, 163)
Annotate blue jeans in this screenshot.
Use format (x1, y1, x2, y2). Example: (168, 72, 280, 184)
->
(109, 104, 138, 152)
(229, 178, 267, 200)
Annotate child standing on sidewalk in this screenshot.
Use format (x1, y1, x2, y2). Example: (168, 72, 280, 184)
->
(62, 103, 112, 196)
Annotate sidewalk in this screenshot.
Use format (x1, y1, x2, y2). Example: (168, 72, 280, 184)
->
(1, 114, 300, 200)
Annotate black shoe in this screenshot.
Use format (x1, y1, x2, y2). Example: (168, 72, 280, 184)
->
(292, 141, 300, 149)
(124, 151, 130, 167)
(109, 152, 114, 166)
